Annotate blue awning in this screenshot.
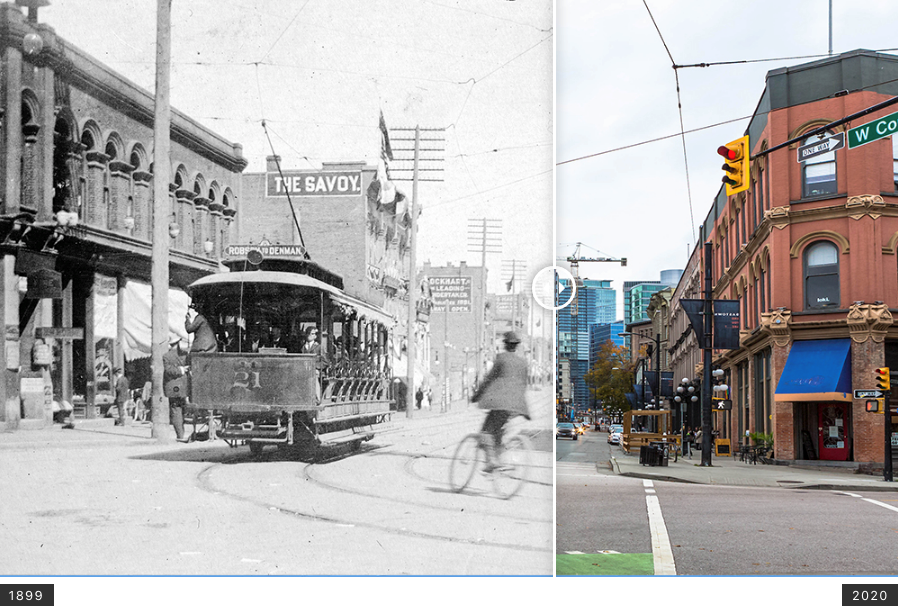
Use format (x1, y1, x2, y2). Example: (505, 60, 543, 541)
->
(774, 339, 852, 402)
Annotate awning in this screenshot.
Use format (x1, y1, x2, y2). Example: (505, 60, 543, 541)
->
(774, 338, 852, 402)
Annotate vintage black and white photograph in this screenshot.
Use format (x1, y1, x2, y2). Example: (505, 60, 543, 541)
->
(0, 0, 553, 582)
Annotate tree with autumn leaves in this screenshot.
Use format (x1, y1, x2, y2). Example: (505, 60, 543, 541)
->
(583, 340, 633, 422)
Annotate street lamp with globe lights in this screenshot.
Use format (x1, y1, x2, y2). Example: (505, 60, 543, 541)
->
(674, 377, 700, 456)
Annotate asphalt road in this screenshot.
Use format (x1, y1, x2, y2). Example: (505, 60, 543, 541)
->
(0, 390, 554, 576)
(556, 429, 898, 575)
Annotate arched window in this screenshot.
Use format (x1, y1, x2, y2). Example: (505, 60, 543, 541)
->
(802, 131, 837, 197)
(53, 117, 77, 214)
(804, 240, 840, 309)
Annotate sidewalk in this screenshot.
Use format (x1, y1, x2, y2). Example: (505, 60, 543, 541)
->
(610, 446, 898, 491)
(0, 397, 484, 451)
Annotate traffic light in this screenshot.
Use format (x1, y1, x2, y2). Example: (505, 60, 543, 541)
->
(717, 135, 750, 196)
(875, 367, 891, 392)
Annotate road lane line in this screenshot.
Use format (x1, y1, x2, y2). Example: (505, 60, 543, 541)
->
(646, 495, 676, 576)
(862, 497, 898, 513)
(833, 491, 862, 498)
(643, 480, 654, 488)
(645, 489, 656, 494)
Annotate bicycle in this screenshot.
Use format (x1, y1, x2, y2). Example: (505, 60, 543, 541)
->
(448, 430, 533, 499)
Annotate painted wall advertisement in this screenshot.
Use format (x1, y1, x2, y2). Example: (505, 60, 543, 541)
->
(266, 170, 363, 197)
(429, 276, 472, 313)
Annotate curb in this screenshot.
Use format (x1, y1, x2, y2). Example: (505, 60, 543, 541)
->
(788, 483, 898, 492)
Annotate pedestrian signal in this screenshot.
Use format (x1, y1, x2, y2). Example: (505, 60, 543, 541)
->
(717, 135, 750, 196)
(875, 367, 891, 392)
(866, 399, 884, 414)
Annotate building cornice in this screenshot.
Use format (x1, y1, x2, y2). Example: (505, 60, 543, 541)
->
(0, 7, 248, 174)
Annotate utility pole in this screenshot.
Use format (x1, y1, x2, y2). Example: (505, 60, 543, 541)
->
(389, 125, 445, 416)
(467, 218, 501, 389)
(151, 0, 173, 441)
(701, 238, 713, 467)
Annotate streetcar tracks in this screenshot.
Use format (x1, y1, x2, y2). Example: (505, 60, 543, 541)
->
(194, 461, 552, 554)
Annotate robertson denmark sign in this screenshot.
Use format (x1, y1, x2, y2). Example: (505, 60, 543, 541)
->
(266, 170, 363, 197)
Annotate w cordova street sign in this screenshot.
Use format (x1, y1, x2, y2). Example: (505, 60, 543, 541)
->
(848, 111, 898, 149)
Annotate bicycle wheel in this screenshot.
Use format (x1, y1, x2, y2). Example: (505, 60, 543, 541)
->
(491, 435, 531, 499)
(449, 433, 483, 492)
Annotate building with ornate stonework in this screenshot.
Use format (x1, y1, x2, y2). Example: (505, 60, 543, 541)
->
(0, 3, 245, 429)
(669, 49, 898, 466)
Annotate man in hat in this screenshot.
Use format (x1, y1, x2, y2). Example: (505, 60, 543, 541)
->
(113, 367, 130, 427)
(185, 305, 217, 358)
(163, 336, 188, 442)
(471, 330, 531, 472)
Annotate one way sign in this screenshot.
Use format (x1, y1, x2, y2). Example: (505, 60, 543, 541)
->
(797, 132, 845, 163)
(854, 389, 884, 399)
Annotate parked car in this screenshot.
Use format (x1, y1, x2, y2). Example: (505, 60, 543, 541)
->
(556, 422, 578, 440)
(609, 424, 624, 435)
(607, 431, 622, 445)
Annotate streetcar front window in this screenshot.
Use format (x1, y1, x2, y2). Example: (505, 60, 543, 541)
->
(190, 283, 322, 354)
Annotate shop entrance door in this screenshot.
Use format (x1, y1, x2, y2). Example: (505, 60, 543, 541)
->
(818, 402, 849, 461)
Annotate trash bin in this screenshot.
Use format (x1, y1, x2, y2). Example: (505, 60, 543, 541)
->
(648, 441, 668, 467)
(657, 443, 669, 467)
(639, 445, 651, 466)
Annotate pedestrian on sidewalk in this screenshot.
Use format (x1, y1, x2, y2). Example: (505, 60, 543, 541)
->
(683, 428, 693, 458)
(113, 367, 130, 427)
(164, 337, 189, 442)
(415, 386, 424, 410)
(695, 427, 704, 454)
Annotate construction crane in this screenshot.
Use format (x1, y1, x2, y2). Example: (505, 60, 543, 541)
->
(556, 242, 627, 420)
(559, 242, 627, 316)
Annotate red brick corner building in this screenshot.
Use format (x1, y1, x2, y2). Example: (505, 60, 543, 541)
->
(669, 49, 898, 466)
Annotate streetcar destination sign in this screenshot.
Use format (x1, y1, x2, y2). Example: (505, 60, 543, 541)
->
(853, 389, 884, 399)
(797, 132, 844, 162)
(848, 111, 898, 149)
(226, 244, 306, 257)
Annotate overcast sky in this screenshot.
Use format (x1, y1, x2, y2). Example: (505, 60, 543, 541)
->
(558, 0, 898, 319)
(39, 0, 552, 295)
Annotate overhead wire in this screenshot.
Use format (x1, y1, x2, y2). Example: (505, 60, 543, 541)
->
(557, 73, 898, 169)
(258, 0, 310, 62)
(643, 0, 696, 241)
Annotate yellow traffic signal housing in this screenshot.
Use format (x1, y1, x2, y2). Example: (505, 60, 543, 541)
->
(875, 367, 891, 392)
(717, 135, 750, 196)
(866, 399, 884, 414)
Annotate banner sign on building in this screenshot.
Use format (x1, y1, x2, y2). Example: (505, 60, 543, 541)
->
(679, 299, 741, 350)
(429, 276, 472, 313)
(713, 300, 741, 350)
(680, 299, 705, 341)
(266, 170, 363, 197)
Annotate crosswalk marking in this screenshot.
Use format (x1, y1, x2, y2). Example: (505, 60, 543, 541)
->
(646, 495, 677, 576)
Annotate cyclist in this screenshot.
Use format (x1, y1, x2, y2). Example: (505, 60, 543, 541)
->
(471, 331, 531, 472)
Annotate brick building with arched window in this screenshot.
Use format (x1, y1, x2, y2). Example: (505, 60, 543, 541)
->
(0, 4, 246, 430)
(669, 49, 898, 467)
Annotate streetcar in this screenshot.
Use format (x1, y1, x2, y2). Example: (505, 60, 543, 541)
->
(184, 252, 395, 453)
